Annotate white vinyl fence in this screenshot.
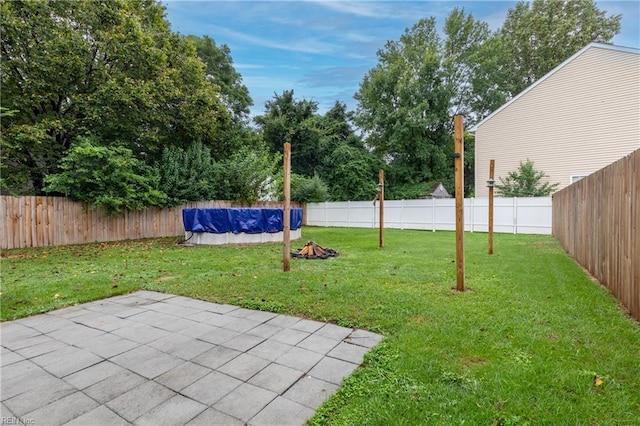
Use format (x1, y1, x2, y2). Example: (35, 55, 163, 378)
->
(306, 197, 552, 235)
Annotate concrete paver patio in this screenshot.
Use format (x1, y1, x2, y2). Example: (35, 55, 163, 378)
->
(0, 291, 383, 425)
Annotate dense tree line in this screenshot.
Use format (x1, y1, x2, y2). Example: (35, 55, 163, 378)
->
(354, 1, 619, 198)
(1, 0, 232, 193)
(255, 93, 383, 201)
(0, 0, 620, 211)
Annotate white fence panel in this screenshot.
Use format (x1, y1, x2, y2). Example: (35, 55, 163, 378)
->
(306, 197, 552, 235)
(469, 198, 488, 232)
(513, 197, 553, 235)
(402, 199, 434, 230)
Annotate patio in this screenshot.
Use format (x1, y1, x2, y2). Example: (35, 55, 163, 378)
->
(0, 291, 382, 425)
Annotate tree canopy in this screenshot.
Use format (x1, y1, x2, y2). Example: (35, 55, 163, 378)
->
(354, 2, 620, 198)
(442, 8, 491, 121)
(186, 35, 252, 124)
(254, 90, 322, 177)
(0, 0, 230, 194)
(156, 142, 217, 207)
(474, 0, 621, 115)
(354, 17, 463, 197)
(256, 93, 382, 201)
(1, 0, 623, 206)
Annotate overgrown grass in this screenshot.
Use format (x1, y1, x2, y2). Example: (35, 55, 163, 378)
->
(2, 227, 639, 424)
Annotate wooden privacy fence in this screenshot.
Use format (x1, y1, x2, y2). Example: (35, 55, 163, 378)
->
(553, 149, 639, 321)
(0, 197, 300, 250)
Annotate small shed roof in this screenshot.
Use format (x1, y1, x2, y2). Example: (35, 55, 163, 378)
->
(430, 182, 451, 198)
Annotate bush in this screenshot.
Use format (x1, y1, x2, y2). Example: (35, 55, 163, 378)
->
(271, 172, 329, 203)
(496, 159, 559, 197)
(322, 144, 381, 201)
(156, 142, 217, 206)
(213, 145, 280, 204)
(291, 173, 329, 203)
(44, 136, 167, 214)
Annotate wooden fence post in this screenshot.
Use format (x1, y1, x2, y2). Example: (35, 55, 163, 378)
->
(283, 142, 291, 272)
(454, 115, 465, 291)
(379, 169, 384, 248)
(488, 159, 495, 255)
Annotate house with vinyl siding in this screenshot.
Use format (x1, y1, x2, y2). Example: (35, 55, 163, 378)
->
(471, 43, 640, 198)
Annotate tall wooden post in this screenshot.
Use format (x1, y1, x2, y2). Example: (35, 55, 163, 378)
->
(488, 159, 495, 255)
(454, 115, 465, 291)
(283, 143, 291, 272)
(379, 169, 384, 248)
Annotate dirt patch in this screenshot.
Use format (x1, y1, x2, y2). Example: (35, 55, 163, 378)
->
(461, 355, 488, 369)
(412, 316, 426, 324)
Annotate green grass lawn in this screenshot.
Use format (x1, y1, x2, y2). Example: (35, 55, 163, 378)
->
(2, 227, 639, 425)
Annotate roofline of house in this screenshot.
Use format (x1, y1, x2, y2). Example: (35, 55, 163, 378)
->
(469, 43, 640, 133)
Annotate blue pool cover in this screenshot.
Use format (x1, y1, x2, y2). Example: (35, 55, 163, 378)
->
(183, 208, 303, 234)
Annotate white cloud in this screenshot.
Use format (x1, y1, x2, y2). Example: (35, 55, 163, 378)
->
(242, 75, 301, 90)
(205, 24, 339, 54)
(300, 65, 371, 88)
(306, 0, 432, 21)
(308, 0, 388, 18)
(234, 63, 267, 70)
(344, 31, 378, 43)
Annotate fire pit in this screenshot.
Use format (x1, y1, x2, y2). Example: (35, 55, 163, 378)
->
(292, 241, 339, 259)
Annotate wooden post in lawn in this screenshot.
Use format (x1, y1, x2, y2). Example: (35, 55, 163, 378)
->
(283, 142, 291, 272)
(488, 159, 495, 255)
(379, 169, 384, 248)
(454, 115, 465, 291)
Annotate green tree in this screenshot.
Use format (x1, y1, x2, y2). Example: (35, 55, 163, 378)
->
(485, 0, 622, 108)
(271, 172, 327, 203)
(186, 35, 252, 123)
(290, 174, 329, 203)
(213, 145, 280, 204)
(185, 34, 260, 158)
(43, 136, 166, 214)
(254, 90, 322, 177)
(354, 18, 452, 196)
(317, 102, 364, 152)
(156, 142, 217, 206)
(0, 0, 230, 194)
(468, 36, 512, 122)
(323, 144, 382, 201)
(442, 8, 491, 122)
(495, 159, 559, 197)
(315, 102, 382, 201)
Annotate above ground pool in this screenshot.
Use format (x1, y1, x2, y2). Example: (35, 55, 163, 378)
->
(182, 207, 303, 245)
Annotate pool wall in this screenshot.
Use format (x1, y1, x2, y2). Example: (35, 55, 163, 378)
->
(183, 207, 303, 246)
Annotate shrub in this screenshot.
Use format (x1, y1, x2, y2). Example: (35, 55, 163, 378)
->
(213, 145, 280, 204)
(156, 142, 217, 206)
(291, 173, 329, 203)
(44, 136, 166, 214)
(495, 159, 559, 197)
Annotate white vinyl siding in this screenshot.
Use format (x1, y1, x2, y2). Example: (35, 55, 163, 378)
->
(474, 45, 640, 197)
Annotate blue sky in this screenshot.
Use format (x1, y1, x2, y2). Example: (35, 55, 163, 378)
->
(163, 1, 640, 118)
